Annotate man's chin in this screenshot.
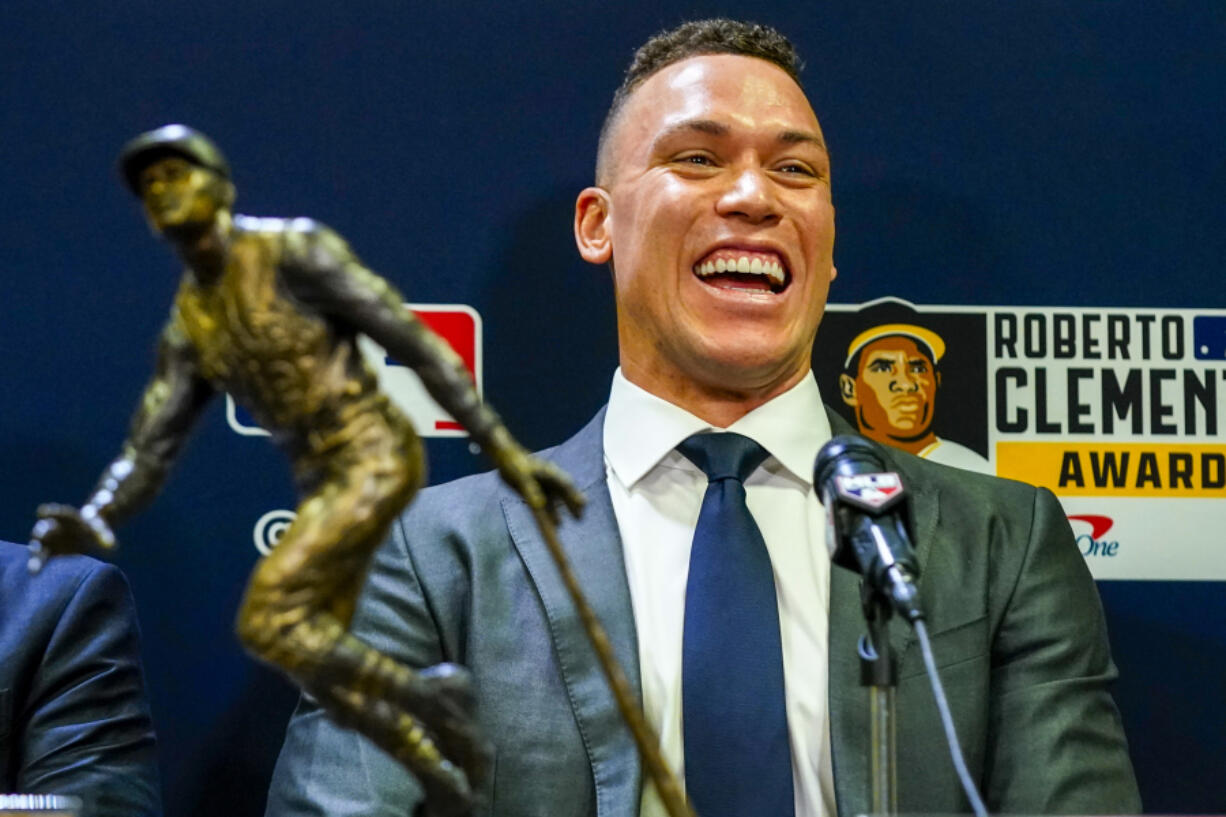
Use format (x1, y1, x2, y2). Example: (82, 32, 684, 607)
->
(886, 410, 928, 431)
(688, 348, 811, 396)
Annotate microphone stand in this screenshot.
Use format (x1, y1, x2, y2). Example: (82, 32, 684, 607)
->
(858, 581, 898, 816)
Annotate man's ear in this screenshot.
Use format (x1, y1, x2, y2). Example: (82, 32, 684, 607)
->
(839, 373, 857, 406)
(574, 187, 612, 265)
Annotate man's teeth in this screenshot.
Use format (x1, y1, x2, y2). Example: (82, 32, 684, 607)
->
(695, 256, 786, 286)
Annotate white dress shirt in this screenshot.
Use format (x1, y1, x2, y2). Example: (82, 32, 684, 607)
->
(603, 369, 836, 817)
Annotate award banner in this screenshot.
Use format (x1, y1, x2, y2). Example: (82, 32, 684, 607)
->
(818, 297, 1226, 580)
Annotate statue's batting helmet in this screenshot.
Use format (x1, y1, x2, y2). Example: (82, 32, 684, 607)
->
(118, 124, 231, 195)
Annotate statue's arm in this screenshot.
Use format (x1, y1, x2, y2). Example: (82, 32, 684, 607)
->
(31, 319, 214, 564)
(283, 223, 583, 519)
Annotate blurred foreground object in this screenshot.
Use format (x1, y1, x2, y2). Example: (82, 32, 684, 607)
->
(29, 125, 584, 817)
(1, 542, 159, 817)
(0, 794, 82, 816)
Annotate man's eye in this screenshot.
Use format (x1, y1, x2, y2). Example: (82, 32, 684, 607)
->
(677, 154, 714, 166)
(777, 162, 815, 175)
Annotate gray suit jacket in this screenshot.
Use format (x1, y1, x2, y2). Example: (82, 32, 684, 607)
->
(266, 408, 1139, 816)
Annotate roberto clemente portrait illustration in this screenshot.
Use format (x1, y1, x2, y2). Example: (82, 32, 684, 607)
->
(836, 311, 992, 474)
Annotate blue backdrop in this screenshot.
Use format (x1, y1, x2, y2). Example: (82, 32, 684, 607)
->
(2, 3, 1223, 814)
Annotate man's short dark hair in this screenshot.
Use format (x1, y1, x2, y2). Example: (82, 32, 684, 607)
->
(595, 19, 803, 183)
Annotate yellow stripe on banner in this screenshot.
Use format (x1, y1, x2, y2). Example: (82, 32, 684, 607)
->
(995, 442, 1226, 497)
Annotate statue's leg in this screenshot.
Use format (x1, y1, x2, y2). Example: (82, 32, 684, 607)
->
(309, 681, 474, 817)
(234, 423, 486, 801)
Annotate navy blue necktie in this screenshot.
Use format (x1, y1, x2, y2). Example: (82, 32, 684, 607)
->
(677, 432, 795, 817)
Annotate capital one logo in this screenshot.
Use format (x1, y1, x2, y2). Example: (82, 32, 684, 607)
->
(226, 304, 481, 439)
(1068, 514, 1121, 558)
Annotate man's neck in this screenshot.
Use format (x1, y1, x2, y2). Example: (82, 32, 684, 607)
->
(619, 360, 813, 428)
(885, 430, 938, 456)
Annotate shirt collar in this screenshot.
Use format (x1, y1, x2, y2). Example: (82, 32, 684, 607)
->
(604, 368, 832, 490)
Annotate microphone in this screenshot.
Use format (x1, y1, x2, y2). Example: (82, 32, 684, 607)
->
(816, 438, 988, 817)
(814, 435, 924, 623)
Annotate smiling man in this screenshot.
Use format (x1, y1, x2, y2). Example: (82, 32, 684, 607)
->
(574, 46, 836, 427)
(269, 19, 1139, 817)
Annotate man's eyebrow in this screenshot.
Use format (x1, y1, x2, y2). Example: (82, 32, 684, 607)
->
(651, 119, 828, 153)
(650, 119, 730, 149)
(778, 129, 827, 151)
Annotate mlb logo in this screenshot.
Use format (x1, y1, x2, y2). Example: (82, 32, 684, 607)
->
(1193, 315, 1226, 360)
(834, 472, 905, 511)
(227, 304, 482, 439)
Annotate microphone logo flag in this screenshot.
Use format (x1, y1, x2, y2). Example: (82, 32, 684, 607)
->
(834, 473, 906, 511)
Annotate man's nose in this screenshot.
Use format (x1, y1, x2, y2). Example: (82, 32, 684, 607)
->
(715, 167, 780, 223)
(889, 373, 919, 392)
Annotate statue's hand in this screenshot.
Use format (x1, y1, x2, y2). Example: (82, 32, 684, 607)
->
(494, 445, 586, 526)
(29, 503, 116, 573)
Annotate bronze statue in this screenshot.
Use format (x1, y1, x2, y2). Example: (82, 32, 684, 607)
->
(29, 124, 585, 816)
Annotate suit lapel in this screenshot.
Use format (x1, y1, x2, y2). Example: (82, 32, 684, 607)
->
(878, 445, 941, 659)
(825, 409, 941, 816)
(503, 408, 643, 817)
